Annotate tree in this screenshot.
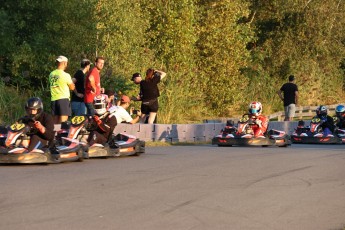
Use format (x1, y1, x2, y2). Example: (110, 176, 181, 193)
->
(196, 0, 254, 116)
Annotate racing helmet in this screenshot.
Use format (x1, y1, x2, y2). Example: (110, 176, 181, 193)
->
(335, 104, 345, 118)
(93, 94, 108, 115)
(316, 105, 327, 117)
(248, 101, 262, 116)
(25, 97, 43, 119)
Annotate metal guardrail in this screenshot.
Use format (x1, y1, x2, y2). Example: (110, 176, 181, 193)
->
(268, 103, 344, 121)
(204, 103, 345, 123)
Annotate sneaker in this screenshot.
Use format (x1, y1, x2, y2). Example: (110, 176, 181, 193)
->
(300, 133, 308, 137)
(255, 135, 265, 138)
(327, 134, 334, 137)
(314, 133, 323, 137)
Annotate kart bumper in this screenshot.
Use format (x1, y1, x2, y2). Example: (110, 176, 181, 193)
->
(88, 139, 145, 158)
(212, 136, 290, 147)
(291, 135, 342, 144)
(0, 151, 49, 164)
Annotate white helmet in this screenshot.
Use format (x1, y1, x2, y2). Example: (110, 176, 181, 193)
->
(93, 94, 108, 115)
(248, 101, 262, 116)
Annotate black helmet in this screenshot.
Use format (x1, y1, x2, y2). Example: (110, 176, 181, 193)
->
(316, 105, 327, 117)
(25, 97, 43, 119)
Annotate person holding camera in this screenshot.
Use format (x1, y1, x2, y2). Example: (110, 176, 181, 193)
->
(139, 68, 166, 124)
(108, 95, 141, 124)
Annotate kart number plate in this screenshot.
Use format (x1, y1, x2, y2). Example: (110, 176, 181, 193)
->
(71, 116, 86, 125)
(10, 123, 25, 131)
(311, 118, 320, 123)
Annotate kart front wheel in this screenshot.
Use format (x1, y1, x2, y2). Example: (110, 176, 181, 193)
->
(77, 148, 84, 162)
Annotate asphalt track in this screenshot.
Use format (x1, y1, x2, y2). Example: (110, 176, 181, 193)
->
(0, 144, 345, 230)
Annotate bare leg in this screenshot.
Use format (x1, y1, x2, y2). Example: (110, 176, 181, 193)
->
(147, 112, 157, 124)
(60, 115, 69, 123)
(53, 115, 69, 124)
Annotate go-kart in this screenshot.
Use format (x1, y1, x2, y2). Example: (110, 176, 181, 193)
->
(0, 116, 84, 164)
(291, 118, 343, 144)
(56, 115, 145, 158)
(212, 115, 291, 147)
(0, 125, 7, 146)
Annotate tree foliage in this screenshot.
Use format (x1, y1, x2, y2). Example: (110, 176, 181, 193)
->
(0, 0, 345, 123)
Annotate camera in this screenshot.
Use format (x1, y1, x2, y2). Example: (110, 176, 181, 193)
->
(133, 109, 139, 115)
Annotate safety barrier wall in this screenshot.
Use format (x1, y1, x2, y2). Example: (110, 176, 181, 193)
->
(54, 121, 303, 143)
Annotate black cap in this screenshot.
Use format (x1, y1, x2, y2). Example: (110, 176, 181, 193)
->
(81, 59, 92, 68)
(131, 73, 141, 81)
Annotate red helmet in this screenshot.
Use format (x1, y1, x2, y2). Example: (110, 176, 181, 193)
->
(248, 101, 262, 116)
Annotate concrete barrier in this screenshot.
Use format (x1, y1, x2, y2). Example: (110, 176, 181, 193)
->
(55, 121, 307, 143)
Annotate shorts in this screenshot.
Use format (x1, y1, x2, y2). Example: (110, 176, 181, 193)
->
(284, 104, 296, 118)
(71, 101, 87, 116)
(85, 102, 95, 116)
(51, 98, 71, 116)
(141, 99, 159, 114)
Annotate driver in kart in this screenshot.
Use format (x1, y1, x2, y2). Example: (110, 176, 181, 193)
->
(87, 94, 142, 146)
(22, 97, 56, 152)
(87, 94, 117, 146)
(335, 104, 345, 129)
(313, 105, 335, 137)
(247, 101, 269, 138)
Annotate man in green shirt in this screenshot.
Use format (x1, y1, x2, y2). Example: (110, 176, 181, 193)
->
(49, 55, 75, 124)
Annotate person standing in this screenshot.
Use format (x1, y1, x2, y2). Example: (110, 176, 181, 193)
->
(139, 68, 166, 124)
(277, 75, 298, 121)
(71, 59, 91, 116)
(49, 55, 75, 124)
(131, 72, 142, 85)
(84, 57, 105, 116)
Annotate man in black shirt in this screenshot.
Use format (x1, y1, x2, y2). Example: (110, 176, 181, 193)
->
(71, 59, 91, 116)
(277, 75, 299, 121)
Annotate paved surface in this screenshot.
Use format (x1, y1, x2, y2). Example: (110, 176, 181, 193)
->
(0, 144, 345, 230)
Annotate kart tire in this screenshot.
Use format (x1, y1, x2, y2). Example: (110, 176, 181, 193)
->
(82, 146, 89, 159)
(77, 148, 84, 162)
(133, 143, 142, 156)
